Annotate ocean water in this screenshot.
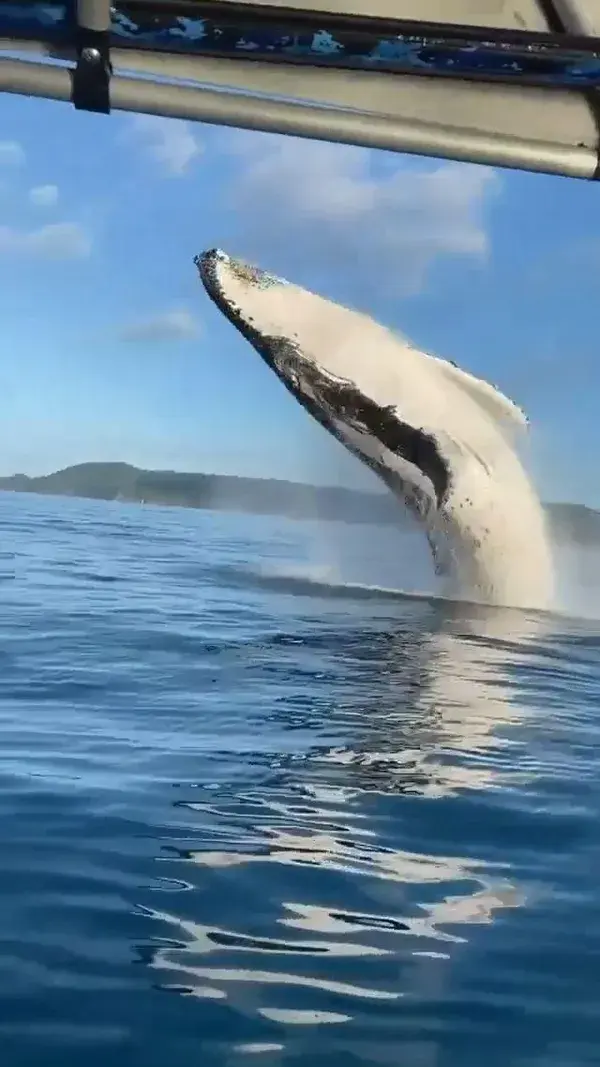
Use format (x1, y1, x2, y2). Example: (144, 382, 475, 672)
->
(0, 490, 599, 1067)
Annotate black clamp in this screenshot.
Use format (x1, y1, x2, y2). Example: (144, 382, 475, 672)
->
(72, 26, 112, 114)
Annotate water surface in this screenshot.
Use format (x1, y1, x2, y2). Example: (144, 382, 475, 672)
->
(0, 491, 598, 1067)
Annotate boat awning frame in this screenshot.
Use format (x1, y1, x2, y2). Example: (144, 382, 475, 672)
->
(2, 0, 600, 178)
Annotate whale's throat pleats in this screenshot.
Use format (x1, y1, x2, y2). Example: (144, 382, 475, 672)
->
(302, 373, 450, 508)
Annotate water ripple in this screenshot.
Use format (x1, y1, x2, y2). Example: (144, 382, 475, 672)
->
(0, 492, 599, 1065)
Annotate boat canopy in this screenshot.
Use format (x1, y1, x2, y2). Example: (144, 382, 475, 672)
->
(2, 0, 600, 177)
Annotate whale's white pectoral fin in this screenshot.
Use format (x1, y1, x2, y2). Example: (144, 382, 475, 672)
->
(430, 356, 529, 435)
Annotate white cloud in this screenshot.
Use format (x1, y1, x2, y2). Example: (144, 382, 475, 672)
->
(0, 141, 25, 168)
(128, 115, 202, 177)
(0, 222, 91, 259)
(119, 307, 200, 342)
(29, 184, 59, 208)
(219, 132, 499, 296)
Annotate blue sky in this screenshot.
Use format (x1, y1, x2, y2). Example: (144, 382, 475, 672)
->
(0, 91, 598, 505)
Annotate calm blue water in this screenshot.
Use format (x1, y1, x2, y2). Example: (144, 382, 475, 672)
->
(1, 490, 599, 1067)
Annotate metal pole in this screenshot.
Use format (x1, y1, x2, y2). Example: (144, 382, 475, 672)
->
(0, 55, 596, 179)
(77, 0, 111, 33)
(73, 0, 112, 111)
(549, 0, 600, 34)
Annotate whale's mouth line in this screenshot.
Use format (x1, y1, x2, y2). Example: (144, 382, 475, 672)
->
(195, 249, 451, 517)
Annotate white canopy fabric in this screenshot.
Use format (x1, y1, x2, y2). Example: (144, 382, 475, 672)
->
(220, 0, 552, 30)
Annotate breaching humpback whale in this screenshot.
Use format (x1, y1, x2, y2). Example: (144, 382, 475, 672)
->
(195, 249, 555, 612)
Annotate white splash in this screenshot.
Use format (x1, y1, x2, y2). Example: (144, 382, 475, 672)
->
(197, 250, 555, 612)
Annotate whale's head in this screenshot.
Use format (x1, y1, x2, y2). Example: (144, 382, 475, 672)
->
(195, 248, 554, 609)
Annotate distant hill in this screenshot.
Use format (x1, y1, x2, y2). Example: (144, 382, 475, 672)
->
(0, 461, 598, 545)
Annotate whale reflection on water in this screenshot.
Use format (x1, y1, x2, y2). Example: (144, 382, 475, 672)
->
(141, 783, 524, 1042)
(138, 597, 550, 1044)
(318, 599, 554, 798)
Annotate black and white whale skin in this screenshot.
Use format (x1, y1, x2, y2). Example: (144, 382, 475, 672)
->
(195, 249, 555, 611)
